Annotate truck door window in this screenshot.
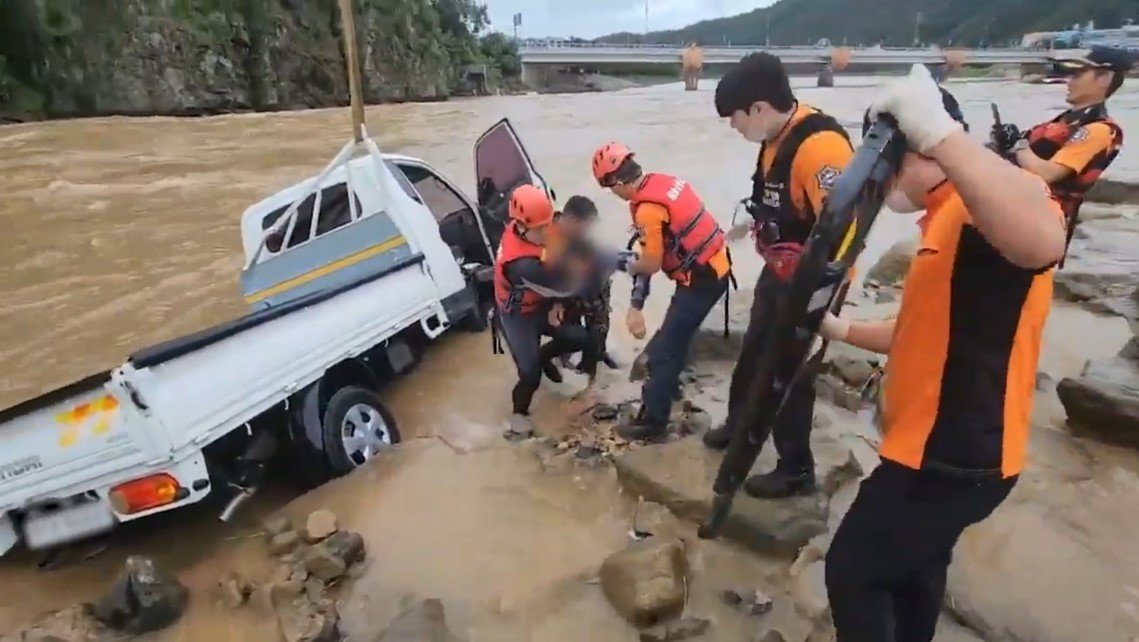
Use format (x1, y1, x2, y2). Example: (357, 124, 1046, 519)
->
(260, 183, 362, 252)
(396, 164, 473, 224)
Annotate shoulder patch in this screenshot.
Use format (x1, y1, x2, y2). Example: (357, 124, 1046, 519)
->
(1070, 127, 1089, 143)
(816, 165, 841, 190)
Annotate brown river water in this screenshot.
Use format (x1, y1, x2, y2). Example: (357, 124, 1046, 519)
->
(1, 77, 1137, 640)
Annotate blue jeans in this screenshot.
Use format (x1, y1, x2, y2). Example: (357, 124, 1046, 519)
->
(641, 276, 728, 423)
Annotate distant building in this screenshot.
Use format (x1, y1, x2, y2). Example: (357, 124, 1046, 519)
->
(1022, 22, 1139, 51)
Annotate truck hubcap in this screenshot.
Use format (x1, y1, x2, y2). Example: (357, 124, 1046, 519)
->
(340, 403, 392, 466)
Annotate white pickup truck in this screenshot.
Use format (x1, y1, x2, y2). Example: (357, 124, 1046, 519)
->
(0, 119, 553, 557)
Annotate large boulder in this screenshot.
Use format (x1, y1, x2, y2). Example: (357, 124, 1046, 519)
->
(1056, 357, 1139, 450)
(371, 598, 464, 642)
(1055, 217, 1139, 323)
(599, 537, 689, 627)
(87, 556, 188, 635)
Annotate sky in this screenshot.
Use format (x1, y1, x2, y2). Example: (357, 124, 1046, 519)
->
(484, 0, 777, 40)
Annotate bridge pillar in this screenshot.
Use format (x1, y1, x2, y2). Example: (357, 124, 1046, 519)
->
(925, 63, 948, 84)
(520, 63, 549, 90)
(817, 63, 835, 88)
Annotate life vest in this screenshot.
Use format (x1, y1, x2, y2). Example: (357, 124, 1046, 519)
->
(629, 173, 725, 285)
(749, 110, 851, 280)
(1026, 103, 1123, 265)
(493, 224, 546, 314)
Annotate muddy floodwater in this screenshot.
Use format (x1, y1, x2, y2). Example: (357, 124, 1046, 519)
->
(1, 77, 1138, 640)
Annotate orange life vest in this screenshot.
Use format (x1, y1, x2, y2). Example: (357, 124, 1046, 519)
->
(493, 224, 546, 314)
(1026, 103, 1122, 264)
(629, 173, 725, 284)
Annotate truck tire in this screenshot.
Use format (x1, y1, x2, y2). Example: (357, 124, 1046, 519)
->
(320, 386, 401, 476)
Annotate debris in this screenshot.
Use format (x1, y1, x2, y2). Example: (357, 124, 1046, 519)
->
(639, 616, 711, 641)
(599, 537, 688, 627)
(87, 556, 188, 634)
(304, 509, 339, 543)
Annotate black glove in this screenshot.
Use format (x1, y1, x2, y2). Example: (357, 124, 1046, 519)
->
(614, 250, 637, 273)
(990, 123, 1023, 155)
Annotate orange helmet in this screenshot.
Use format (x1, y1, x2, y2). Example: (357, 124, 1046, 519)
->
(508, 184, 554, 228)
(591, 142, 634, 184)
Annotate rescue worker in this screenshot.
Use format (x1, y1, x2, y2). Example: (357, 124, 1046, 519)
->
(592, 144, 731, 441)
(702, 51, 856, 499)
(494, 184, 591, 434)
(820, 66, 1068, 642)
(991, 45, 1131, 262)
(550, 195, 621, 380)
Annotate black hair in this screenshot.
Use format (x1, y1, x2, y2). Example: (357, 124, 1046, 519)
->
(1106, 70, 1125, 97)
(561, 195, 598, 219)
(714, 52, 795, 117)
(610, 157, 643, 185)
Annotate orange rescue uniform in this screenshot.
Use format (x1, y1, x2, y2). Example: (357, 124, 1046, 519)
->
(881, 179, 1062, 478)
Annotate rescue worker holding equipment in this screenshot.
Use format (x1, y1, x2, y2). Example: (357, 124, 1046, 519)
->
(493, 184, 591, 435)
(593, 143, 730, 441)
(819, 66, 1067, 642)
(703, 52, 856, 499)
(991, 45, 1131, 265)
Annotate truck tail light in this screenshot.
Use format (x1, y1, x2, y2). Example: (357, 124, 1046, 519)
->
(109, 474, 183, 515)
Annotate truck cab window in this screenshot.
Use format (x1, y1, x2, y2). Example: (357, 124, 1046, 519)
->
(260, 183, 361, 253)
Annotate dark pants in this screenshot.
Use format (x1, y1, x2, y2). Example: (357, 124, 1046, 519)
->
(724, 266, 817, 473)
(642, 276, 728, 423)
(825, 460, 1016, 642)
(498, 308, 590, 415)
(564, 282, 612, 378)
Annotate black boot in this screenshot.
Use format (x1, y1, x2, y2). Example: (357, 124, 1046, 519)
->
(602, 352, 619, 369)
(616, 407, 669, 442)
(541, 358, 563, 383)
(743, 466, 817, 499)
(702, 423, 732, 450)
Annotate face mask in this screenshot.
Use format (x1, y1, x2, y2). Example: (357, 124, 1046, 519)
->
(885, 188, 922, 214)
(739, 107, 771, 143)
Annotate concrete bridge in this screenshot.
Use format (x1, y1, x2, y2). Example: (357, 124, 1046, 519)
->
(518, 42, 1084, 88)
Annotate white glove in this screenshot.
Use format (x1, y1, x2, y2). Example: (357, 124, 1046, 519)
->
(868, 65, 963, 154)
(820, 313, 851, 342)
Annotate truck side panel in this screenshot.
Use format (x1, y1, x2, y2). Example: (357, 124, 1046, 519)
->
(129, 262, 443, 455)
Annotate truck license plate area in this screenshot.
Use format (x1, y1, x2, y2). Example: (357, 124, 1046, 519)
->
(23, 500, 116, 551)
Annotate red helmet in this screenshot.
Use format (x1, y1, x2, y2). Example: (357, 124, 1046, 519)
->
(591, 142, 634, 184)
(508, 184, 554, 228)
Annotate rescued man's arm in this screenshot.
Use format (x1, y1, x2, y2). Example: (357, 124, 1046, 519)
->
(928, 130, 1067, 269)
(793, 131, 856, 216)
(505, 257, 573, 296)
(630, 274, 651, 310)
(629, 203, 667, 275)
(1014, 122, 1114, 185)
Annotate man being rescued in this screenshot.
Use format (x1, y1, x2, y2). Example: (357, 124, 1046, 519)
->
(818, 66, 1068, 642)
(493, 184, 591, 436)
(592, 144, 731, 441)
(702, 52, 855, 499)
(990, 45, 1131, 264)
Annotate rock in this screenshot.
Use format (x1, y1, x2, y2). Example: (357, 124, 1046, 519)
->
(599, 537, 689, 627)
(268, 565, 307, 604)
(755, 629, 788, 642)
(1057, 357, 1139, 449)
(721, 588, 773, 617)
(633, 501, 683, 540)
(304, 509, 339, 543)
(639, 617, 711, 641)
(320, 530, 367, 567)
(215, 572, 250, 609)
(304, 578, 327, 601)
(819, 447, 864, 495)
(822, 343, 879, 388)
(373, 598, 464, 642)
(270, 531, 302, 556)
(790, 561, 830, 623)
(87, 556, 188, 634)
(1087, 177, 1139, 204)
(8, 606, 100, 642)
(866, 238, 918, 286)
(614, 438, 830, 554)
(1054, 270, 1139, 322)
(677, 409, 713, 435)
(304, 547, 347, 583)
(593, 403, 621, 421)
(278, 601, 340, 642)
(264, 516, 293, 536)
(815, 374, 864, 412)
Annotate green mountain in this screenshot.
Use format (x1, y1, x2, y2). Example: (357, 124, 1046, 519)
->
(0, 0, 520, 121)
(600, 0, 1139, 47)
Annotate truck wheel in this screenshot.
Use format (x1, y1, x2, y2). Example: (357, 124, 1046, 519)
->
(320, 386, 401, 476)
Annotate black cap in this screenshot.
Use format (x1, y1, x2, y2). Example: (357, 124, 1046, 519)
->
(1056, 45, 1136, 72)
(862, 85, 969, 139)
(715, 52, 795, 117)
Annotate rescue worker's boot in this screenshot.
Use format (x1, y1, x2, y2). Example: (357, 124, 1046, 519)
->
(702, 423, 732, 450)
(504, 413, 534, 441)
(602, 352, 619, 369)
(742, 464, 816, 499)
(616, 407, 669, 442)
(538, 343, 564, 383)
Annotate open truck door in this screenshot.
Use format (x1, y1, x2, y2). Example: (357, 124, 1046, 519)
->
(474, 118, 554, 252)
